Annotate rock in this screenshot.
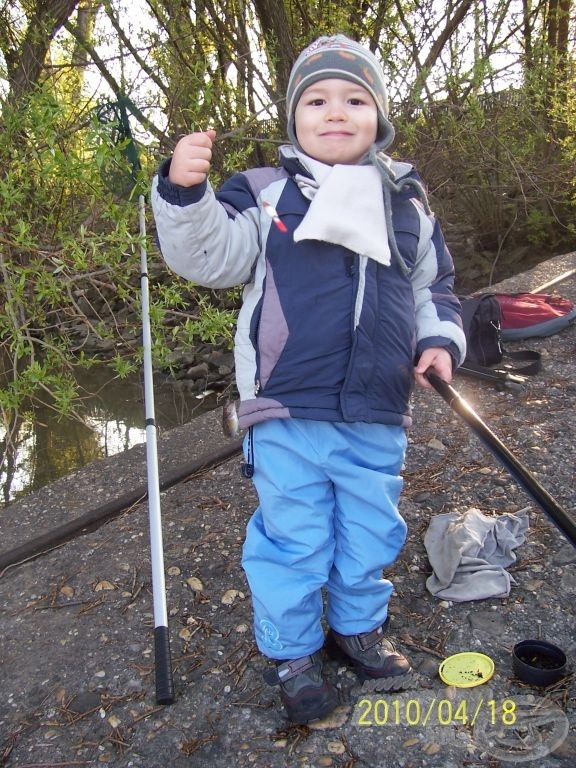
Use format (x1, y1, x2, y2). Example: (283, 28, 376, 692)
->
(560, 566, 576, 594)
(183, 362, 210, 380)
(468, 609, 508, 635)
(308, 705, 351, 730)
(69, 690, 101, 714)
(417, 657, 440, 679)
(552, 543, 576, 566)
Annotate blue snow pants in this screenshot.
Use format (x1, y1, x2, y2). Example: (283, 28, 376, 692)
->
(241, 419, 408, 660)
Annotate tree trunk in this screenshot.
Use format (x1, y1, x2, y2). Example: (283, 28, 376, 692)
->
(7, 0, 81, 104)
(72, 1, 102, 68)
(544, 0, 573, 106)
(522, 0, 534, 73)
(251, 0, 298, 127)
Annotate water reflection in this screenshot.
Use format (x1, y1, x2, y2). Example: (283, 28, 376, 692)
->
(1, 366, 217, 507)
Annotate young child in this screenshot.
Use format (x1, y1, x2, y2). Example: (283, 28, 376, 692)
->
(152, 34, 466, 723)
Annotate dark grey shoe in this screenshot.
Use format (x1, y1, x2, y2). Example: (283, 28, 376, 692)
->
(325, 624, 412, 685)
(263, 652, 339, 723)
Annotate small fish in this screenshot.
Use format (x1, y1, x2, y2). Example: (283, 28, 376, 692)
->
(262, 200, 288, 233)
(222, 398, 239, 438)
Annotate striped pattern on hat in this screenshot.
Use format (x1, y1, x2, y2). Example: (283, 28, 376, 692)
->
(286, 35, 394, 153)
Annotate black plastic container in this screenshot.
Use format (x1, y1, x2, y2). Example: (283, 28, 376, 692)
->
(512, 639, 567, 686)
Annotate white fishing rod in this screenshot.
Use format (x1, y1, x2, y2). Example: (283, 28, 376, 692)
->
(139, 193, 175, 705)
(96, 98, 175, 705)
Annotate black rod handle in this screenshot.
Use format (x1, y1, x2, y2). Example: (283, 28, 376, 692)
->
(154, 625, 175, 705)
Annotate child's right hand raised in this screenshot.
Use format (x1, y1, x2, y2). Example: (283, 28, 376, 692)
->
(168, 130, 216, 187)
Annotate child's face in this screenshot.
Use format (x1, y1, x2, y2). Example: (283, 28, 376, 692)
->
(294, 78, 378, 165)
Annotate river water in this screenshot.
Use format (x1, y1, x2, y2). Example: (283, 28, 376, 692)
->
(0, 365, 218, 507)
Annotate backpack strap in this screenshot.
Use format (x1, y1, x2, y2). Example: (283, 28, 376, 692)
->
(501, 347, 542, 376)
(457, 348, 541, 389)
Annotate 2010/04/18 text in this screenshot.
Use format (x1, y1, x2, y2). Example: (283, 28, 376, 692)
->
(354, 697, 517, 727)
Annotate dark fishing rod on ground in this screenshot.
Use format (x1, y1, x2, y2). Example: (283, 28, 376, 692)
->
(426, 372, 576, 549)
(96, 97, 175, 705)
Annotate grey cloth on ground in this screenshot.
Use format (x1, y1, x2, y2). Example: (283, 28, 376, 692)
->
(424, 507, 529, 602)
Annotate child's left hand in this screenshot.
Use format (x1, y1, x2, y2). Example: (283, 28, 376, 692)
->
(414, 347, 453, 390)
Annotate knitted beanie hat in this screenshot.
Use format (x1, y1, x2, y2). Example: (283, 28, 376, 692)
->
(286, 34, 395, 153)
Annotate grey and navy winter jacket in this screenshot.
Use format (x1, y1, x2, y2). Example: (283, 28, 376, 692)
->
(151, 147, 466, 430)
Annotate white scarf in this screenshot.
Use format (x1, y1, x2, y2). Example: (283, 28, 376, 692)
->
(290, 147, 391, 266)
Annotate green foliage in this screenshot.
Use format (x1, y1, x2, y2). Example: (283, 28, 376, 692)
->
(0, 83, 247, 483)
(0, 87, 143, 439)
(186, 294, 237, 348)
(394, 81, 576, 287)
(549, 61, 576, 208)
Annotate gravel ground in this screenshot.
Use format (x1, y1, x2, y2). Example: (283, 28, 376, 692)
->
(0, 252, 575, 768)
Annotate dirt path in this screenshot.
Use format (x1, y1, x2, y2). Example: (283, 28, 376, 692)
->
(1, 253, 575, 768)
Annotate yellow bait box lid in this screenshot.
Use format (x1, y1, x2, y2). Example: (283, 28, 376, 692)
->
(438, 652, 495, 688)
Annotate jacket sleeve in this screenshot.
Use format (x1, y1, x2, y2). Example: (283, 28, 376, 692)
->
(410, 200, 467, 367)
(151, 159, 262, 289)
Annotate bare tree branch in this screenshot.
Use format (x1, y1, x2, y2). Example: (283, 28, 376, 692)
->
(62, 18, 166, 142)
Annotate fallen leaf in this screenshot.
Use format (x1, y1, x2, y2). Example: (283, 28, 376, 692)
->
(186, 577, 204, 592)
(94, 580, 115, 592)
(167, 566, 181, 576)
(221, 589, 245, 605)
(108, 714, 121, 729)
(60, 585, 75, 598)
